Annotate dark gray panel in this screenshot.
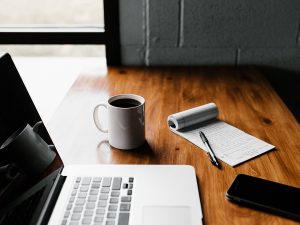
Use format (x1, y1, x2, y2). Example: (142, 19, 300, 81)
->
(148, 47, 236, 65)
(119, 0, 144, 45)
(148, 0, 181, 47)
(121, 45, 146, 65)
(183, 0, 300, 47)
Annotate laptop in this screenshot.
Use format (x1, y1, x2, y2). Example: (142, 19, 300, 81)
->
(0, 53, 203, 225)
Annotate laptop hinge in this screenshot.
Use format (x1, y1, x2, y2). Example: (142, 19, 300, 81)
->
(36, 169, 66, 225)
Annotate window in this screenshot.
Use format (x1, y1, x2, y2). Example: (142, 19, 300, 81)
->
(0, 0, 120, 65)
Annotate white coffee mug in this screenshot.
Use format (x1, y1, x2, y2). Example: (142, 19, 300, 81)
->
(93, 94, 145, 150)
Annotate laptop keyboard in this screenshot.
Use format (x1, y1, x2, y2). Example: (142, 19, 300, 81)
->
(61, 177, 134, 225)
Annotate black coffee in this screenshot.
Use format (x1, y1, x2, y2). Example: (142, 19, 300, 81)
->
(110, 98, 141, 108)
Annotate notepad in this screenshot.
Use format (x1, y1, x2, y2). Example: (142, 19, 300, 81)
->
(167, 103, 275, 166)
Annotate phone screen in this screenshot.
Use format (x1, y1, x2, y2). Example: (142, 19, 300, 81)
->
(226, 174, 300, 220)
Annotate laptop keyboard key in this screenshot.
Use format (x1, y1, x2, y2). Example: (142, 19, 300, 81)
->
(121, 196, 131, 202)
(107, 212, 117, 218)
(120, 204, 131, 211)
(70, 222, 79, 225)
(108, 204, 118, 211)
(67, 204, 72, 210)
(110, 198, 119, 204)
(99, 194, 109, 200)
(90, 189, 99, 195)
(102, 177, 112, 187)
(92, 183, 101, 189)
(111, 191, 120, 197)
(73, 183, 79, 189)
(82, 177, 92, 185)
(71, 213, 81, 221)
(78, 192, 87, 198)
(98, 201, 107, 207)
(73, 206, 83, 213)
(84, 210, 94, 217)
(80, 186, 89, 192)
(93, 177, 102, 182)
(106, 221, 115, 225)
(118, 213, 130, 225)
(88, 196, 97, 202)
(64, 211, 70, 218)
(86, 202, 96, 209)
(96, 208, 106, 215)
(101, 187, 110, 193)
(75, 199, 85, 205)
(94, 216, 104, 222)
(112, 177, 122, 190)
(69, 196, 75, 203)
(82, 217, 92, 224)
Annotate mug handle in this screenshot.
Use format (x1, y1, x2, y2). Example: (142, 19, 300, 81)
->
(33, 122, 56, 155)
(93, 104, 108, 133)
(32, 121, 44, 133)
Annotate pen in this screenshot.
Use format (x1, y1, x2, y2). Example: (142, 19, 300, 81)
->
(199, 131, 221, 168)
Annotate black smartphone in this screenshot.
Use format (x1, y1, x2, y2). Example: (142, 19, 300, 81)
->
(226, 174, 300, 221)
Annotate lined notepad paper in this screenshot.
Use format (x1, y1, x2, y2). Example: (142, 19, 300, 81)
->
(167, 103, 275, 166)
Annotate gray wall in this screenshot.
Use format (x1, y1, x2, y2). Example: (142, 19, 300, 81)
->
(119, 0, 300, 71)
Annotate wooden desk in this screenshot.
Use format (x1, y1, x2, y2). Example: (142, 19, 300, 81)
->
(48, 66, 300, 225)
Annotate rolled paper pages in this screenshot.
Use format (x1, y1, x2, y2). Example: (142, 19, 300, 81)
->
(167, 103, 218, 131)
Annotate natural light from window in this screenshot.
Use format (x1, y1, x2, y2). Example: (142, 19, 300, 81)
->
(0, 0, 105, 57)
(0, 0, 104, 26)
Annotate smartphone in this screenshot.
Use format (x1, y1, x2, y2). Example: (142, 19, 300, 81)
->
(226, 174, 300, 221)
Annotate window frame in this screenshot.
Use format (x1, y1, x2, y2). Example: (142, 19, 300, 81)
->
(0, 0, 120, 65)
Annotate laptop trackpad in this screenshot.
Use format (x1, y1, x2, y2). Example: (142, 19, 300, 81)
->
(143, 206, 191, 225)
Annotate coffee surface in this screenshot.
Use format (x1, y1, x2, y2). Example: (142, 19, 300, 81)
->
(110, 98, 141, 108)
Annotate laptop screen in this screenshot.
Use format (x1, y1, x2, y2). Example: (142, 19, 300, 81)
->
(0, 53, 62, 215)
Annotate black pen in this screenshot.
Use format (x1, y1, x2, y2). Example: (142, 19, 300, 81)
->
(199, 131, 221, 168)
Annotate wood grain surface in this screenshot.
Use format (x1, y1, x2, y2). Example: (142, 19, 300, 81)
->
(48, 66, 300, 225)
